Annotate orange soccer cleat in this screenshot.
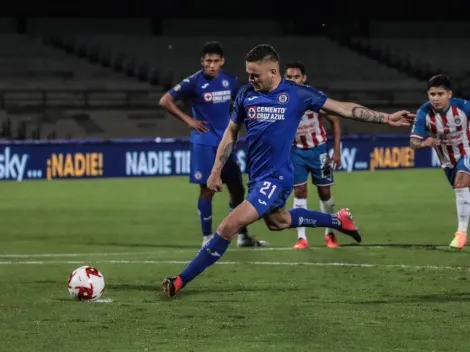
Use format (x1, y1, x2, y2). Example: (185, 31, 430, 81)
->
(292, 238, 309, 249)
(162, 276, 183, 297)
(324, 233, 339, 248)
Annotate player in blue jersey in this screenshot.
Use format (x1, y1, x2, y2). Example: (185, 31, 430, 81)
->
(162, 44, 413, 297)
(159, 41, 267, 248)
(410, 74, 470, 249)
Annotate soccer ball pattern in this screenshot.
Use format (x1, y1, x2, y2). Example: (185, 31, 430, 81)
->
(67, 266, 105, 301)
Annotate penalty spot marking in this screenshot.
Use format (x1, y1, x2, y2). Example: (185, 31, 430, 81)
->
(93, 298, 113, 303)
(0, 259, 468, 272)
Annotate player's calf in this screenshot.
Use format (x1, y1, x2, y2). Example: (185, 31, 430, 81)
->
(286, 207, 361, 242)
(264, 209, 292, 231)
(161, 201, 260, 296)
(450, 172, 470, 249)
(198, 185, 215, 244)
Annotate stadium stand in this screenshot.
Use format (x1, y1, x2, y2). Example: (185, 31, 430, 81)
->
(351, 37, 470, 81)
(0, 25, 431, 140)
(0, 33, 173, 140)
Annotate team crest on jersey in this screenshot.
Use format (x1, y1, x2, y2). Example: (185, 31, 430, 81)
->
(277, 93, 289, 104)
(455, 117, 462, 126)
(203, 92, 213, 102)
(222, 80, 229, 87)
(247, 106, 257, 119)
(174, 84, 181, 91)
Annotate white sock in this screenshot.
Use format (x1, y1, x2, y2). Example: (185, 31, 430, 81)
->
(455, 188, 470, 233)
(293, 197, 307, 240)
(320, 197, 335, 235)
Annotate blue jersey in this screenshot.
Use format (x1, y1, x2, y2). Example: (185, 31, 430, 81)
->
(168, 70, 240, 146)
(231, 79, 327, 185)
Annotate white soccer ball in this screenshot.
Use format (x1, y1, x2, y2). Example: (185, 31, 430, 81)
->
(67, 266, 105, 301)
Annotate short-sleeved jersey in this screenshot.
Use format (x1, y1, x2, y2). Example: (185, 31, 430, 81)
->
(293, 110, 327, 149)
(231, 79, 327, 185)
(168, 70, 240, 146)
(411, 98, 470, 168)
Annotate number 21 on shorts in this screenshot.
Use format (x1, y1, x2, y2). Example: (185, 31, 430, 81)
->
(259, 181, 277, 198)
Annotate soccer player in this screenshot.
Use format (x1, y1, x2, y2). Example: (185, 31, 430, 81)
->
(162, 44, 413, 297)
(284, 62, 342, 249)
(159, 41, 267, 248)
(410, 74, 470, 250)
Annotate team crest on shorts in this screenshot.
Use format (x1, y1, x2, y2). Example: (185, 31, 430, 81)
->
(247, 106, 257, 119)
(194, 171, 202, 180)
(455, 117, 462, 126)
(222, 80, 229, 87)
(277, 93, 289, 104)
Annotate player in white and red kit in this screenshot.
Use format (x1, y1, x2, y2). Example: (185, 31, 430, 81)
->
(411, 74, 470, 249)
(284, 62, 342, 249)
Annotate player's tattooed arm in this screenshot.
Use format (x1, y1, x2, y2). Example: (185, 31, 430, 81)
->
(321, 99, 413, 127)
(212, 121, 241, 174)
(351, 106, 387, 123)
(208, 121, 241, 192)
(215, 142, 234, 173)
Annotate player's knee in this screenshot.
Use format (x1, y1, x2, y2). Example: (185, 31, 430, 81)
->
(216, 220, 240, 239)
(317, 187, 331, 201)
(294, 185, 307, 198)
(200, 186, 215, 199)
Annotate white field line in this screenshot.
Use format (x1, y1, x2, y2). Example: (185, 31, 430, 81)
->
(0, 259, 468, 272)
(0, 245, 452, 258)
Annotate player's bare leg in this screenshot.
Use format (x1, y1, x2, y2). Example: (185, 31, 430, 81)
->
(199, 185, 215, 246)
(162, 201, 260, 297)
(317, 186, 339, 248)
(226, 180, 269, 247)
(450, 172, 470, 249)
(292, 183, 309, 249)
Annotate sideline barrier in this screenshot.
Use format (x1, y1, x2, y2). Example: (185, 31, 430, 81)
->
(0, 135, 440, 181)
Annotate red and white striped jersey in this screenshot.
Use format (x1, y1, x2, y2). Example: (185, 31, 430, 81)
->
(293, 110, 327, 149)
(411, 98, 470, 168)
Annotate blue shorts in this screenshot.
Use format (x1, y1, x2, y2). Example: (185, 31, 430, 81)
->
(190, 143, 242, 185)
(291, 144, 334, 187)
(444, 156, 470, 187)
(246, 177, 293, 218)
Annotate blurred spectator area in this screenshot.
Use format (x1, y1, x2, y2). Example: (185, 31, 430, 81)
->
(5, 18, 469, 140)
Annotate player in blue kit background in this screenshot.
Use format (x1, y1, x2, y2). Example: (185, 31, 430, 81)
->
(162, 44, 414, 297)
(159, 41, 267, 248)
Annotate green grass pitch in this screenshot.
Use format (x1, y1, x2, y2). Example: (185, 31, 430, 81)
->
(1, 169, 469, 352)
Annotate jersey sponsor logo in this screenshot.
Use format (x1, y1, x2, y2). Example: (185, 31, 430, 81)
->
(277, 93, 289, 104)
(203, 92, 213, 102)
(202, 90, 231, 103)
(246, 106, 286, 121)
(248, 106, 257, 119)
